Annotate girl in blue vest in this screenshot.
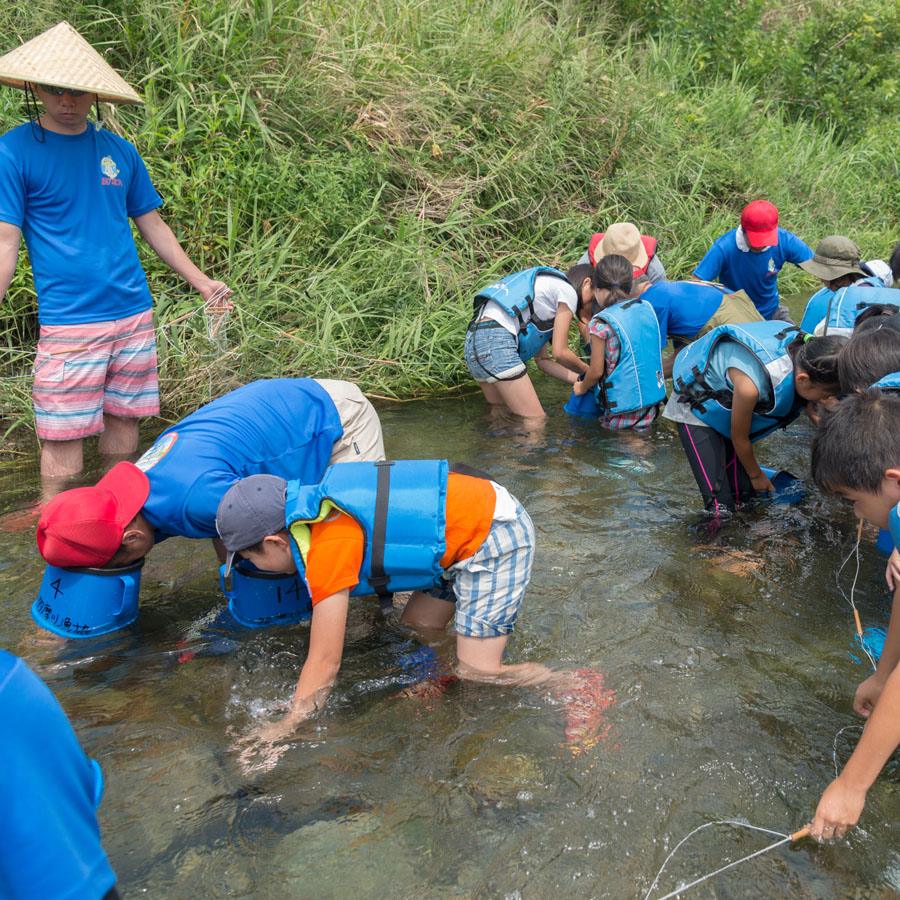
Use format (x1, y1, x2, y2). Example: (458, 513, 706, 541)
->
(570, 255, 666, 432)
(663, 322, 844, 516)
(464, 266, 590, 417)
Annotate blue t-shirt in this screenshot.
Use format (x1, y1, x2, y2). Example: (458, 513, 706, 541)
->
(642, 281, 728, 342)
(136, 378, 344, 540)
(705, 340, 774, 406)
(693, 227, 813, 319)
(0, 650, 116, 900)
(0, 121, 162, 325)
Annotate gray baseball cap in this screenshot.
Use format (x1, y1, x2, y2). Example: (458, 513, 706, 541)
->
(216, 474, 288, 576)
(799, 235, 866, 281)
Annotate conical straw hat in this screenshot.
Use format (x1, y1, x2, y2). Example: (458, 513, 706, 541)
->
(0, 22, 142, 105)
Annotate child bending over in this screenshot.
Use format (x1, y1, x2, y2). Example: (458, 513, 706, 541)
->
(809, 390, 900, 839)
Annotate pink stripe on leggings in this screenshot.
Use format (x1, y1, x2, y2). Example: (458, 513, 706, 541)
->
(684, 424, 719, 518)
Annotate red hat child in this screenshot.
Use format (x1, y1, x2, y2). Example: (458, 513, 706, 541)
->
(740, 200, 779, 247)
(37, 462, 150, 568)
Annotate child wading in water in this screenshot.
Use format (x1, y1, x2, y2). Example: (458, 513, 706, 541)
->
(216, 462, 610, 764)
(664, 322, 844, 516)
(809, 391, 900, 839)
(570, 254, 665, 432)
(464, 266, 589, 417)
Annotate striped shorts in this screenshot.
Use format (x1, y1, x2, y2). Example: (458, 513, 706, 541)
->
(32, 309, 160, 441)
(431, 496, 536, 638)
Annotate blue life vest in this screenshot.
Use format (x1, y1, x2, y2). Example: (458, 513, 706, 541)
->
(890, 503, 900, 551)
(672, 321, 804, 441)
(872, 371, 900, 392)
(474, 267, 572, 362)
(799, 279, 894, 335)
(587, 299, 665, 414)
(285, 460, 449, 615)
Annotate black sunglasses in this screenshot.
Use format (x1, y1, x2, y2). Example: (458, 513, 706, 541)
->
(33, 83, 89, 97)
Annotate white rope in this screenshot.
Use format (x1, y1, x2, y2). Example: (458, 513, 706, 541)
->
(836, 531, 878, 671)
(833, 723, 864, 779)
(643, 820, 794, 900)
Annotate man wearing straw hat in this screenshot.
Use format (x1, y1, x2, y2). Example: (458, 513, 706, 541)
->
(0, 22, 230, 480)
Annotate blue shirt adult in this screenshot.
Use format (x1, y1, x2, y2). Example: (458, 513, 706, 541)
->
(136, 378, 344, 540)
(642, 281, 728, 343)
(0, 649, 117, 900)
(0, 121, 162, 325)
(693, 227, 813, 319)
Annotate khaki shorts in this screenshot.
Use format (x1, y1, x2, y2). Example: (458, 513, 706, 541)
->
(316, 379, 386, 463)
(695, 289, 763, 338)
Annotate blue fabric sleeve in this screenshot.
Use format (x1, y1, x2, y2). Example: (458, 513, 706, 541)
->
(693, 241, 725, 282)
(890, 503, 900, 549)
(0, 142, 26, 228)
(124, 146, 163, 218)
(0, 651, 117, 900)
(712, 342, 773, 405)
(780, 230, 813, 265)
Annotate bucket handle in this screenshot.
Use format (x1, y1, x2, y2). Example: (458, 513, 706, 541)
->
(118, 572, 140, 615)
(220, 566, 235, 602)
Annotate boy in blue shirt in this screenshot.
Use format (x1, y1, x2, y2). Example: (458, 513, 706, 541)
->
(809, 390, 900, 839)
(693, 200, 813, 322)
(0, 23, 229, 479)
(36, 378, 385, 569)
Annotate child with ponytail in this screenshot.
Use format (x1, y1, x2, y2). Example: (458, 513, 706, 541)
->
(664, 322, 845, 515)
(570, 255, 665, 431)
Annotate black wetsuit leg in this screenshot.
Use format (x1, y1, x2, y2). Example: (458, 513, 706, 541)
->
(677, 421, 754, 515)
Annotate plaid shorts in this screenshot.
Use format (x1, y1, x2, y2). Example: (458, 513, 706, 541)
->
(431, 495, 536, 638)
(32, 309, 160, 440)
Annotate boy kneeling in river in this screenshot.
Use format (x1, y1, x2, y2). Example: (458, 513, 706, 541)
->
(217, 461, 571, 748)
(809, 389, 900, 839)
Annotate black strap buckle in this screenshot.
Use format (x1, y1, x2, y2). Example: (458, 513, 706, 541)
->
(368, 461, 395, 616)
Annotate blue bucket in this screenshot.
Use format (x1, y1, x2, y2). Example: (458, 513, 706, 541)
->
(31, 560, 143, 638)
(564, 384, 603, 419)
(220, 561, 311, 628)
(759, 466, 807, 505)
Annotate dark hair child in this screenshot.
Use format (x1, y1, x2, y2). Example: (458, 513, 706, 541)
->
(839, 327, 900, 394)
(808, 390, 900, 841)
(663, 322, 844, 515)
(569, 255, 665, 432)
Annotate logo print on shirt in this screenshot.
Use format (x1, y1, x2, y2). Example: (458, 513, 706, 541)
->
(100, 155, 123, 186)
(135, 432, 178, 471)
(768, 257, 777, 274)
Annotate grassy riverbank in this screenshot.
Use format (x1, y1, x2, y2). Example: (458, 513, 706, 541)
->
(1, 0, 898, 439)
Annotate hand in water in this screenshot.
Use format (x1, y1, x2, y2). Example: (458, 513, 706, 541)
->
(231, 710, 304, 774)
(750, 472, 776, 494)
(810, 777, 866, 841)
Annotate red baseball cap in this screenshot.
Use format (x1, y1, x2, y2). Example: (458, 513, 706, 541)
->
(37, 461, 150, 568)
(740, 200, 779, 247)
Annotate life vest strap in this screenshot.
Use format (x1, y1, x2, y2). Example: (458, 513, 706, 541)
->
(369, 461, 395, 615)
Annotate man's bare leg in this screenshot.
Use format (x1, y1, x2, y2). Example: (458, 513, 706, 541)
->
(98, 414, 139, 461)
(40, 438, 83, 478)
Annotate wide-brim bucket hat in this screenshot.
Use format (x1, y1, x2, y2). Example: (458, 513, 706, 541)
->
(799, 235, 866, 281)
(595, 222, 650, 271)
(0, 21, 142, 105)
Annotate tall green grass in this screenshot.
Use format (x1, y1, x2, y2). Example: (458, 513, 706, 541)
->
(1, 0, 898, 437)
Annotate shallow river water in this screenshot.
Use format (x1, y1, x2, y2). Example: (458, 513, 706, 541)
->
(3, 298, 900, 899)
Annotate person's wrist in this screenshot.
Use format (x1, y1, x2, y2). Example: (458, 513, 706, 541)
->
(835, 771, 869, 797)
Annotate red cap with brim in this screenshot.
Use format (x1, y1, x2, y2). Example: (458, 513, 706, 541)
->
(37, 461, 150, 568)
(740, 200, 779, 247)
